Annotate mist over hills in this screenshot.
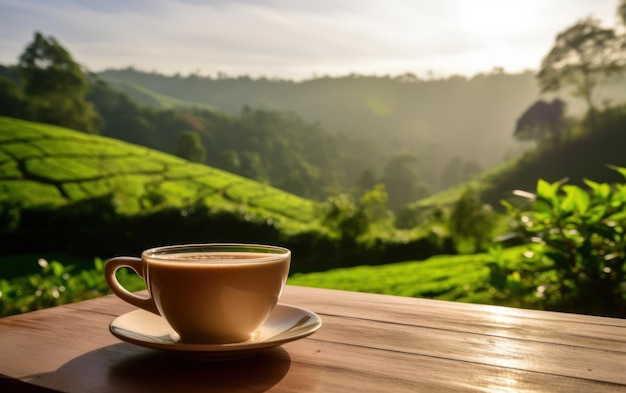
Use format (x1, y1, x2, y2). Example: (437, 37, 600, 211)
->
(98, 68, 626, 204)
(98, 69, 540, 175)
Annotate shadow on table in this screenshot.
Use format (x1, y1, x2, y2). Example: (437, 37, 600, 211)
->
(29, 343, 292, 393)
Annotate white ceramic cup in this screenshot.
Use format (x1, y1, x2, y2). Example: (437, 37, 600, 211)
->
(105, 243, 291, 344)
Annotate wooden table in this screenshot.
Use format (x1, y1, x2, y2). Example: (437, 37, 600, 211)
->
(1, 285, 625, 392)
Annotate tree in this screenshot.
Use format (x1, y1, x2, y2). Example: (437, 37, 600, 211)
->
(619, 0, 626, 26)
(381, 153, 429, 210)
(0, 77, 27, 118)
(218, 150, 241, 172)
(321, 193, 368, 241)
(449, 187, 494, 253)
(87, 79, 155, 146)
(238, 151, 268, 182)
(514, 99, 566, 144)
(359, 184, 391, 223)
(537, 18, 624, 129)
(18, 32, 101, 133)
(176, 130, 206, 163)
(320, 185, 390, 241)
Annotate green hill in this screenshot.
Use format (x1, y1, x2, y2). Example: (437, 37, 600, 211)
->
(0, 116, 339, 276)
(0, 116, 317, 223)
(98, 69, 626, 200)
(413, 104, 626, 212)
(0, 117, 458, 272)
(98, 69, 541, 190)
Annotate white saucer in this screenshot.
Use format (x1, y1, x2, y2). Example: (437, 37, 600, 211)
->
(109, 304, 322, 360)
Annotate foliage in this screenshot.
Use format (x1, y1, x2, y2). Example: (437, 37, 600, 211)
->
(381, 153, 430, 211)
(449, 187, 496, 253)
(98, 67, 548, 197)
(537, 18, 624, 125)
(0, 242, 484, 318)
(416, 104, 626, 214)
(1, 117, 453, 278)
(514, 99, 567, 144)
(176, 130, 206, 163)
(0, 77, 27, 118)
(491, 171, 626, 317)
(17, 32, 102, 133)
(289, 248, 526, 303)
(86, 78, 346, 200)
(0, 257, 144, 317)
(5, 14, 626, 319)
(620, 0, 626, 27)
(0, 117, 317, 223)
(3, 33, 352, 201)
(320, 193, 370, 240)
(320, 184, 391, 241)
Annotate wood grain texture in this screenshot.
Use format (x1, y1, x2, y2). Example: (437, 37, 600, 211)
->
(0, 285, 625, 392)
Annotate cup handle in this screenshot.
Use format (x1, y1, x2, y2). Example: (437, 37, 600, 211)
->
(105, 256, 159, 315)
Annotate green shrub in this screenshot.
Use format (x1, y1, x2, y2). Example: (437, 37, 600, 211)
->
(0, 257, 144, 317)
(490, 168, 626, 316)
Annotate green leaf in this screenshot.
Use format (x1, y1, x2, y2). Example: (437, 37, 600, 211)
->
(607, 209, 626, 222)
(535, 199, 553, 215)
(585, 205, 607, 224)
(50, 261, 65, 278)
(612, 184, 626, 203)
(536, 179, 557, 201)
(93, 257, 104, 272)
(561, 185, 590, 214)
(583, 178, 611, 200)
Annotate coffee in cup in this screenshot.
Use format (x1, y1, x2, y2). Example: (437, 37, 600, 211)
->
(105, 243, 291, 344)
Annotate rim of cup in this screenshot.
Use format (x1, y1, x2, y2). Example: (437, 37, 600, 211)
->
(141, 243, 291, 263)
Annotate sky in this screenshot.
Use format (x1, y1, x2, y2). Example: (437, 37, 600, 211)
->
(0, 0, 621, 80)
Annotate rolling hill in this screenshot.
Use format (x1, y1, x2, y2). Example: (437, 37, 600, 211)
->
(0, 116, 317, 226)
(98, 69, 543, 190)
(98, 69, 626, 199)
(0, 116, 459, 278)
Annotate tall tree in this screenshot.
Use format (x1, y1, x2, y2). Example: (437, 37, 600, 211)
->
(176, 130, 206, 163)
(619, 0, 626, 26)
(514, 99, 566, 144)
(18, 32, 101, 133)
(381, 153, 429, 210)
(0, 77, 26, 118)
(537, 18, 623, 129)
(449, 187, 494, 253)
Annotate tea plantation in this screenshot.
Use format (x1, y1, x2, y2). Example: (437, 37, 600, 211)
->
(0, 116, 317, 224)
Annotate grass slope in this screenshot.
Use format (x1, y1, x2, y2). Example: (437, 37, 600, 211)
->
(0, 116, 317, 226)
(288, 247, 524, 305)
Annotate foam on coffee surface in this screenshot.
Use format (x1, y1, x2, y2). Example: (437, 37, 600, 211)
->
(153, 252, 282, 264)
